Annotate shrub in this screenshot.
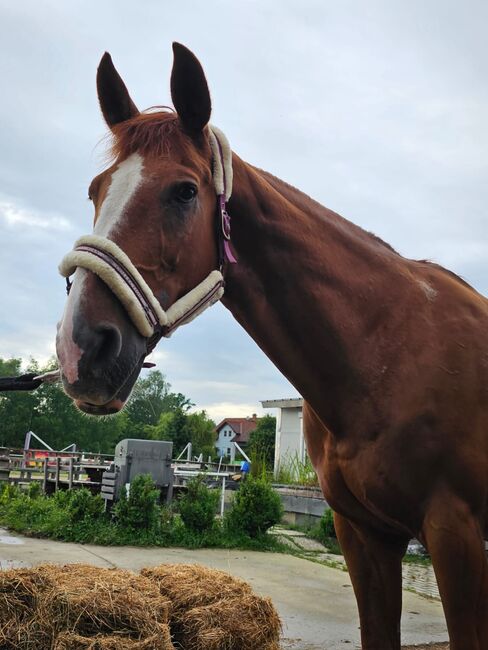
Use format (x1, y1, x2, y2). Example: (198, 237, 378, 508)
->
(178, 475, 219, 533)
(319, 507, 336, 538)
(113, 474, 160, 532)
(307, 508, 337, 546)
(28, 481, 42, 499)
(225, 476, 283, 538)
(67, 488, 105, 523)
(0, 482, 20, 505)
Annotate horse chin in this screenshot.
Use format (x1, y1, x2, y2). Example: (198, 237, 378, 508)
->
(62, 358, 144, 417)
(75, 397, 126, 416)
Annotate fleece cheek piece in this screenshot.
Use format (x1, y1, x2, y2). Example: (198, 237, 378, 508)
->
(59, 235, 225, 339)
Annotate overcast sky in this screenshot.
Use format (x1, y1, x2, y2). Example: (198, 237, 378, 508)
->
(0, 0, 486, 422)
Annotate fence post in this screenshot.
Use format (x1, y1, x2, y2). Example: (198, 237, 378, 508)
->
(220, 475, 226, 518)
(55, 457, 60, 491)
(42, 458, 48, 493)
(68, 457, 73, 490)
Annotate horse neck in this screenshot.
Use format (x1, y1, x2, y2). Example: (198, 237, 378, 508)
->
(222, 154, 409, 435)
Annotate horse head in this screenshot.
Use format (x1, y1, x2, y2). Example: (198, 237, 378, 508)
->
(56, 44, 229, 415)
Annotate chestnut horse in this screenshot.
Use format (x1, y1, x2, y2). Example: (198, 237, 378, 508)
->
(56, 44, 488, 649)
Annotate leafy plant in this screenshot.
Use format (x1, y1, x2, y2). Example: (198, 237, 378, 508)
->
(27, 481, 42, 499)
(275, 452, 319, 487)
(67, 488, 104, 522)
(113, 474, 161, 532)
(225, 476, 283, 538)
(177, 475, 219, 533)
(319, 508, 336, 538)
(248, 415, 276, 468)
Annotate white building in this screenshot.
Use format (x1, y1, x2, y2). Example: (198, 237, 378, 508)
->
(261, 398, 304, 477)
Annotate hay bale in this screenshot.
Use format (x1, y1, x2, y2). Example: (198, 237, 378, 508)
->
(142, 563, 282, 650)
(54, 627, 174, 649)
(0, 566, 52, 623)
(0, 564, 174, 650)
(141, 564, 252, 612)
(1, 562, 281, 650)
(179, 596, 282, 650)
(41, 564, 170, 637)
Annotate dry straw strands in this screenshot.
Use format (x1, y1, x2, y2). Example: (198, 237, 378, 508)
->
(0, 562, 281, 650)
(0, 564, 173, 650)
(142, 563, 282, 650)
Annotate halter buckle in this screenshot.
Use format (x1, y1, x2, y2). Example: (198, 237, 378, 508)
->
(219, 195, 231, 241)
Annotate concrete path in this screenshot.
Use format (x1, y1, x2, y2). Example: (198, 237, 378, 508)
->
(0, 527, 448, 650)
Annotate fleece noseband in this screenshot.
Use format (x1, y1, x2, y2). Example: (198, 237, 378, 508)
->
(59, 125, 235, 352)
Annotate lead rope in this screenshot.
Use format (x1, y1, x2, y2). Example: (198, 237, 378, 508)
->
(0, 363, 157, 392)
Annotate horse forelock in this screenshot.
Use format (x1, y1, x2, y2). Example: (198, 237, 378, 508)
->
(108, 109, 190, 162)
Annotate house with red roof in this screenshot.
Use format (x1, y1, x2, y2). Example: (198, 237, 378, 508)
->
(215, 415, 259, 458)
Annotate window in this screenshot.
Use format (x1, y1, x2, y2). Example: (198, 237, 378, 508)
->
(227, 448, 231, 455)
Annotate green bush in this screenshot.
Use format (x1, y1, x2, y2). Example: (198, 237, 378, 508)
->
(0, 477, 285, 551)
(67, 488, 105, 523)
(306, 508, 337, 548)
(319, 508, 336, 539)
(27, 481, 42, 499)
(178, 475, 219, 533)
(0, 482, 19, 505)
(113, 474, 160, 532)
(225, 476, 283, 538)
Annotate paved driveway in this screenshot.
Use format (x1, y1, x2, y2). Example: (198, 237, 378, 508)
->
(0, 528, 448, 649)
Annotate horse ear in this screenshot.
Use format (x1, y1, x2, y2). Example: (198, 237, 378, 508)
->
(171, 43, 211, 134)
(96, 52, 139, 129)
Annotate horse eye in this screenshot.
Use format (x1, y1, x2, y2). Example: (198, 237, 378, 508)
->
(175, 183, 197, 204)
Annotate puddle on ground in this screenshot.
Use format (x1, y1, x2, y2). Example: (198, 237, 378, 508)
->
(0, 529, 24, 545)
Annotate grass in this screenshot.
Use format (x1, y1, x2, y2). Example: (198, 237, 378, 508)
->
(275, 452, 319, 487)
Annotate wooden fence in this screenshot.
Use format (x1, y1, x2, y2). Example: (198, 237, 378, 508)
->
(0, 448, 112, 494)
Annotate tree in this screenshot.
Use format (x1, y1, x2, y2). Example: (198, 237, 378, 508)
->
(185, 411, 216, 458)
(125, 371, 193, 437)
(248, 415, 276, 468)
(0, 358, 39, 447)
(146, 409, 216, 458)
(145, 408, 188, 456)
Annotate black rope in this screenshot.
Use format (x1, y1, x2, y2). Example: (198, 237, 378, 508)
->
(0, 374, 43, 392)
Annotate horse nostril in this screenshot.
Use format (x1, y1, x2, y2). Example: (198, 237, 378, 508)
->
(89, 324, 123, 368)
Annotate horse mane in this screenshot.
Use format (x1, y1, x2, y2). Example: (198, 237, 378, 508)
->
(109, 108, 180, 161)
(418, 260, 475, 290)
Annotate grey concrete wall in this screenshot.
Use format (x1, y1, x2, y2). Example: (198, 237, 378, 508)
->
(274, 485, 328, 525)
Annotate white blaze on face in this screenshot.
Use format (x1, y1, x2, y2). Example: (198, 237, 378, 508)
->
(57, 268, 87, 383)
(94, 153, 144, 238)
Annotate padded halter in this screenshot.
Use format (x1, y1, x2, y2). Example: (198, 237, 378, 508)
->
(59, 126, 234, 343)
